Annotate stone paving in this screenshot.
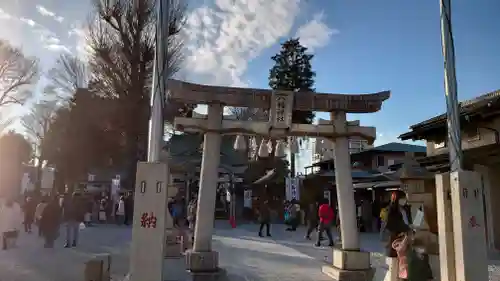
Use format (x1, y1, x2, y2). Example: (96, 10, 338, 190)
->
(0, 223, 499, 281)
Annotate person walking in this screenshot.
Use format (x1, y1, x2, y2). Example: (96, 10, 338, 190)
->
(124, 194, 133, 225)
(315, 199, 334, 247)
(116, 196, 126, 225)
(286, 199, 300, 231)
(35, 197, 48, 237)
(0, 199, 23, 250)
(379, 203, 389, 241)
(258, 200, 271, 237)
(39, 196, 62, 248)
(62, 192, 85, 248)
(23, 196, 36, 233)
(305, 202, 319, 240)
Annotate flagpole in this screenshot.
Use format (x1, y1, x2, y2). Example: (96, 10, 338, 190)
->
(147, 0, 170, 162)
(439, 0, 463, 171)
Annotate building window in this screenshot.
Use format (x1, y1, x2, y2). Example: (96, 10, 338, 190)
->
(387, 159, 395, 166)
(376, 155, 385, 167)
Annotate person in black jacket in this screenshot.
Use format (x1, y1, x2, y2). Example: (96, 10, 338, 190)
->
(258, 200, 271, 237)
(40, 196, 62, 248)
(62, 192, 86, 248)
(385, 193, 411, 257)
(305, 202, 319, 240)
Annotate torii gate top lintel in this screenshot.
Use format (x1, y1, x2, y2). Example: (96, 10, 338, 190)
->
(167, 79, 390, 113)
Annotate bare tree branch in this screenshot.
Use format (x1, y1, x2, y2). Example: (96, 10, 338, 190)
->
(21, 99, 58, 150)
(0, 40, 39, 107)
(0, 112, 13, 135)
(48, 53, 90, 95)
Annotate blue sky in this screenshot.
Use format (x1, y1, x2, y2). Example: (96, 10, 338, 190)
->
(0, 0, 499, 155)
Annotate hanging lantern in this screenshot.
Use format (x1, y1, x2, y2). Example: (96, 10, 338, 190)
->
(233, 135, 246, 151)
(258, 139, 269, 157)
(275, 140, 286, 158)
(289, 137, 299, 154)
(267, 139, 274, 153)
(251, 137, 258, 150)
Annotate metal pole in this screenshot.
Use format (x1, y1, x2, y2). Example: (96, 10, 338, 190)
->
(147, 0, 170, 162)
(439, 0, 463, 171)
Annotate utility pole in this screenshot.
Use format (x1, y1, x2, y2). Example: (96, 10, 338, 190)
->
(147, 0, 170, 162)
(439, 0, 463, 171)
(437, 3, 488, 281)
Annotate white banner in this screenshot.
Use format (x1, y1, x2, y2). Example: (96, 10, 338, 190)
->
(285, 177, 300, 201)
(243, 190, 252, 208)
(324, 190, 331, 205)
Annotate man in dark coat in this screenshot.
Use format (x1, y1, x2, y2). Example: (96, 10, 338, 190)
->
(305, 202, 319, 240)
(40, 196, 62, 248)
(62, 192, 86, 248)
(258, 200, 271, 237)
(23, 196, 37, 233)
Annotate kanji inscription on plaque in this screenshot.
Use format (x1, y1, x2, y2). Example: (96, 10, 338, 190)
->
(140, 212, 157, 228)
(468, 216, 480, 228)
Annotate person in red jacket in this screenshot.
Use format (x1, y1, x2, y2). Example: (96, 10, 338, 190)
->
(315, 199, 334, 247)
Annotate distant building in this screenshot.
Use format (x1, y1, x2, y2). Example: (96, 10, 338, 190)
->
(312, 119, 373, 162)
(302, 142, 427, 206)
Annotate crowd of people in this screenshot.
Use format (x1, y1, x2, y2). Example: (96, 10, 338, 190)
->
(256, 198, 336, 247)
(0, 190, 135, 250)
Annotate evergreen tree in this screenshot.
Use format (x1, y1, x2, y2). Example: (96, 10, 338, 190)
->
(269, 38, 316, 176)
(269, 38, 316, 124)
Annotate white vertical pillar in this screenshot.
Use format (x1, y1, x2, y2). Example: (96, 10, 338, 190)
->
(450, 170, 488, 281)
(193, 103, 223, 252)
(435, 173, 456, 281)
(331, 111, 359, 250)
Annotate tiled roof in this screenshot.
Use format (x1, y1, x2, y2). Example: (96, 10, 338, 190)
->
(362, 142, 426, 154)
(399, 88, 500, 140)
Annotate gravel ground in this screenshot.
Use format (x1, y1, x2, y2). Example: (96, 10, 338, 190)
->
(0, 223, 497, 281)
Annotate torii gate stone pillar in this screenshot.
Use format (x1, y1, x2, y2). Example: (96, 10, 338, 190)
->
(168, 80, 390, 281)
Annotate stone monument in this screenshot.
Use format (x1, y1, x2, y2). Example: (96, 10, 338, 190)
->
(168, 79, 390, 280)
(129, 163, 171, 281)
(436, 171, 488, 281)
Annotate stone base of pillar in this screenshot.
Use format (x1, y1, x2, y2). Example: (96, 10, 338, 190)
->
(164, 230, 182, 258)
(186, 250, 226, 281)
(84, 253, 111, 281)
(322, 249, 374, 281)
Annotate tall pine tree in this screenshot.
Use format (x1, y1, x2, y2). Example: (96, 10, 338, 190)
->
(269, 38, 316, 124)
(269, 38, 316, 176)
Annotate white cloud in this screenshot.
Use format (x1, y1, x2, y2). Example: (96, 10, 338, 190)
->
(45, 44, 71, 53)
(19, 17, 36, 27)
(68, 24, 91, 60)
(0, 8, 12, 20)
(294, 12, 338, 52)
(182, 0, 302, 88)
(36, 5, 64, 22)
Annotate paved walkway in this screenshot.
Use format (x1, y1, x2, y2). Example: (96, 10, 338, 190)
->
(0, 223, 499, 280)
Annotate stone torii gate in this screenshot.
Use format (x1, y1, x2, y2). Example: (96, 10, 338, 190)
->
(169, 80, 390, 280)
